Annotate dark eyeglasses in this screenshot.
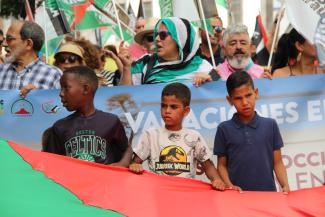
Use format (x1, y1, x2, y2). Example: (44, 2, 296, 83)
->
(156, 31, 171, 40)
(214, 26, 223, 33)
(5, 35, 20, 42)
(56, 55, 80, 64)
(144, 35, 154, 43)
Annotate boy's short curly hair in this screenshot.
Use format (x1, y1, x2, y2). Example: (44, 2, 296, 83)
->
(161, 82, 191, 106)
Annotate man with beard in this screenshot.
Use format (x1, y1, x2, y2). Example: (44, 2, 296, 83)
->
(199, 16, 224, 66)
(0, 21, 61, 96)
(217, 24, 264, 80)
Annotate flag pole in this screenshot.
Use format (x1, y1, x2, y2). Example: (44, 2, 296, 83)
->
(42, 0, 48, 63)
(227, 0, 235, 25)
(197, 0, 216, 68)
(266, 4, 285, 70)
(112, 0, 125, 41)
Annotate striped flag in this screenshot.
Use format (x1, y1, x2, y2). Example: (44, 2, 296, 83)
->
(251, 14, 269, 65)
(24, 0, 34, 21)
(1, 138, 325, 217)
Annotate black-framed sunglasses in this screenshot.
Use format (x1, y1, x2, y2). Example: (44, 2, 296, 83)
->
(56, 55, 80, 64)
(214, 26, 223, 33)
(156, 31, 171, 40)
(144, 34, 154, 43)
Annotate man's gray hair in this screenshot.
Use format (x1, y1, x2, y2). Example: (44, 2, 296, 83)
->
(222, 24, 249, 46)
(20, 21, 45, 52)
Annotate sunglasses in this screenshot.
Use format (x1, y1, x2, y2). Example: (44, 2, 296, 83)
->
(144, 35, 154, 43)
(56, 55, 80, 64)
(213, 26, 223, 33)
(156, 31, 171, 40)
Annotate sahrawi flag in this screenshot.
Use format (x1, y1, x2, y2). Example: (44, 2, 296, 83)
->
(1, 138, 325, 217)
(252, 14, 269, 66)
(285, 0, 324, 43)
(43, 0, 114, 33)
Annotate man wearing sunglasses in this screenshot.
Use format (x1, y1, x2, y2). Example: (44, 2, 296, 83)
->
(134, 17, 159, 54)
(0, 21, 61, 96)
(199, 16, 224, 67)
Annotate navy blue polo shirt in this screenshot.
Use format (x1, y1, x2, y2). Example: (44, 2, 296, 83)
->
(213, 113, 283, 191)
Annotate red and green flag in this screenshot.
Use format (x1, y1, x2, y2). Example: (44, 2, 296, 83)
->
(1, 138, 325, 217)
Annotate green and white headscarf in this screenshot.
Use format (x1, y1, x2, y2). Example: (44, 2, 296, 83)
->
(131, 17, 213, 84)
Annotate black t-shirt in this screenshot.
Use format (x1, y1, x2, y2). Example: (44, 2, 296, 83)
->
(44, 110, 128, 164)
(199, 46, 224, 66)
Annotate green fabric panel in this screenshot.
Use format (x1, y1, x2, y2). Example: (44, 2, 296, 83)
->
(0, 139, 125, 217)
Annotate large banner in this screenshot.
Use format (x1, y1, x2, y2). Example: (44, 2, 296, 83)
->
(0, 75, 325, 190)
(1, 139, 324, 217)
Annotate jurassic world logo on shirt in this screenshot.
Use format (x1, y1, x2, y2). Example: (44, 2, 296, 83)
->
(155, 145, 190, 175)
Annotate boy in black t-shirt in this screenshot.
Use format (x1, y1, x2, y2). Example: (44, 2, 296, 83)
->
(43, 66, 132, 166)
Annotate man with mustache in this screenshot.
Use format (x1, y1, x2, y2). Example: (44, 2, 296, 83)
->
(0, 21, 61, 96)
(217, 24, 264, 80)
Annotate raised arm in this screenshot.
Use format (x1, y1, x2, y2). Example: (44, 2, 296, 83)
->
(118, 41, 133, 85)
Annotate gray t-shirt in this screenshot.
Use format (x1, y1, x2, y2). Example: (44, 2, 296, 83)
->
(132, 127, 212, 178)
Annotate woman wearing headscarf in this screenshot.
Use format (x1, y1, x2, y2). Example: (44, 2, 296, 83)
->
(119, 17, 218, 86)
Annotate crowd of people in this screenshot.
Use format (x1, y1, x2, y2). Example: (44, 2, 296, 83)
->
(0, 14, 324, 192)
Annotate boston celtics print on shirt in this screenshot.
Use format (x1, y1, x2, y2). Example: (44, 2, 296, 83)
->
(64, 129, 107, 162)
(132, 127, 212, 178)
(44, 110, 128, 165)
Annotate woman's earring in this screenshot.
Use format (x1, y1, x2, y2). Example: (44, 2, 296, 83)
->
(296, 51, 302, 62)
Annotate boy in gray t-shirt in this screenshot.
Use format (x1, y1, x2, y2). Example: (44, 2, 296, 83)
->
(129, 82, 225, 190)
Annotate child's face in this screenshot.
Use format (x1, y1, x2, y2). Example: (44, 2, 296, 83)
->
(227, 84, 258, 122)
(59, 73, 85, 111)
(161, 95, 190, 131)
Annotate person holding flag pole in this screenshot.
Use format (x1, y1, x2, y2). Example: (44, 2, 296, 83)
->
(265, 5, 285, 77)
(197, 0, 217, 68)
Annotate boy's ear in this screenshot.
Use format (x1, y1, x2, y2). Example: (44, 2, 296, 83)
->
(184, 106, 190, 116)
(83, 83, 90, 95)
(255, 88, 259, 98)
(226, 95, 233, 106)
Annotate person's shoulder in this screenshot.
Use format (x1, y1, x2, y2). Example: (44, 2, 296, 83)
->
(183, 127, 202, 136)
(217, 119, 233, 128)
(258, 115, 278, 126)
(0, 63, 12, 71)
(52, 112, 76, 127)
(36, 60, 62, 74)
(96, 110, 119, 120)
(272, 66, 290, 78)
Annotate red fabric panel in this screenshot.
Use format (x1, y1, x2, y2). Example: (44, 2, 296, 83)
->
(257, 15, 268, 45)
(9, 141, 325, 217)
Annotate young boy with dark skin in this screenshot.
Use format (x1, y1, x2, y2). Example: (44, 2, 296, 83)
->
(43, 66, 132, 166)
(214, 71, 290, 192)
(129, 82, 225, 190)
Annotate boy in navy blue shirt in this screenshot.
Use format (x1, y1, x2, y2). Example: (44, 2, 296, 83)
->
(214, 71, 289, 192)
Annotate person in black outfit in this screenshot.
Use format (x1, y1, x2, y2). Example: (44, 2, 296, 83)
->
(43, 66, 132, 166)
